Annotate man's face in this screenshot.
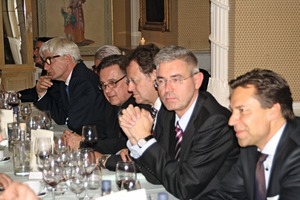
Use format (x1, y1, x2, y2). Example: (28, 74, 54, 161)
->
(156, 59, 201, 117)
(43, 52, 69, 81)
(99, 65, 131, 106)
(33, 41, 44, 67)
(229, 85, 274, 150)
(126, 60, 157, 105)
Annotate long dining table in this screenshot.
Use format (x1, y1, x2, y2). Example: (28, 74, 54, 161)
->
(0, 122, 178, 200)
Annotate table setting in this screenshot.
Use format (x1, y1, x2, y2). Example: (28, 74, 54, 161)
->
(0, 92, 177, 199)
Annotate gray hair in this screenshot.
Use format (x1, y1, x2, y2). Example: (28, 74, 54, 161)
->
(154, 45, 199, 74)
(39, 37, 81, 62)
(95, 45, 121, 61)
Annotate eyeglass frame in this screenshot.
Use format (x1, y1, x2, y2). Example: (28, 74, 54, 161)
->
(41, 55, 61, 65)
(100, 75, 126, 90)
(155, 73, 198, 88)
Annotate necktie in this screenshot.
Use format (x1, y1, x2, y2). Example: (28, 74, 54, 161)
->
(150, 106, 158, 119)
(255, 152, 268, 200)
(65, 85, 70, 100)
(175, 121, 183, 161)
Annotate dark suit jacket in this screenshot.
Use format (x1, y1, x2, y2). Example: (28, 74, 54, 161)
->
(33, 61, 110, 135)
(134, 91, 239, 200)
(201, 117, 300, 200)
(18, 69, 62, 102)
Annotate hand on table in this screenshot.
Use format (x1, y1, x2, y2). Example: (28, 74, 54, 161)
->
(0, 182, 38, 200)
(119, 105, 153, 145)
(62, 130, 82, 150)
(119, 148, 132, 161)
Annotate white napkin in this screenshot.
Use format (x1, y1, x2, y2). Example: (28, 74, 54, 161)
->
(30, 129, 54, 171)
(94, 189, 147, 200)
(0, 109, 13, 140)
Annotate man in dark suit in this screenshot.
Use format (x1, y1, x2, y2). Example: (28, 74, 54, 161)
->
(201, 69, 300, 200)
(119, 45, 239, 199)
(34, 37, 108, 136)
(18, 37, 61, 102)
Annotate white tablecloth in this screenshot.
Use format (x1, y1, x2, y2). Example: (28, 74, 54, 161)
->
(0, 122, 178, 200)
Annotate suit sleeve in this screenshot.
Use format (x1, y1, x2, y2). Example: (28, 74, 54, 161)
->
(136, 114, 238, 199)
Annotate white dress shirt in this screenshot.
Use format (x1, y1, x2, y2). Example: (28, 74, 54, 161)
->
(260, 123, 286, 189)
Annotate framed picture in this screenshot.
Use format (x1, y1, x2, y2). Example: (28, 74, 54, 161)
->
(139, 0, 170, 32)
(37, 0, 112, 56)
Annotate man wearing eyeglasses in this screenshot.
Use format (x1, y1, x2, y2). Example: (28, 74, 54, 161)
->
(18, 37, 62, 102)
(119, 45, 239, 199)
(33, 37, 109, 136)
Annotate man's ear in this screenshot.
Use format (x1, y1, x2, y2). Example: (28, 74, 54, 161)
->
(194, 72, 204, 90)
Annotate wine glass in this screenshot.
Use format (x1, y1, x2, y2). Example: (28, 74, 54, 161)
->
(78, 148, 97, 200)
(115, 161, 137, 191)
(43, 156, 64, 200)
(38, 111, 52, 130)
(81, 125, 98, 148)
(34, 137, 52, 171)
(7, 91, 20, 107)
(20, 103, 32, 121)
(68, 165, 86, 199)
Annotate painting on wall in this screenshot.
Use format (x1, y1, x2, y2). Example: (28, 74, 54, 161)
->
(37, 0, 112, 56)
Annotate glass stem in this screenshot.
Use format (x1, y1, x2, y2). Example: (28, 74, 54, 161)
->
(52, 187, 55, 200)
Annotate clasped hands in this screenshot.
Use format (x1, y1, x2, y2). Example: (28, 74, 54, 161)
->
(119, 104, 154, 145)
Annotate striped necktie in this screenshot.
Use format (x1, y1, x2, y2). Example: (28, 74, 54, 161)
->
(175, 121, 183, 161)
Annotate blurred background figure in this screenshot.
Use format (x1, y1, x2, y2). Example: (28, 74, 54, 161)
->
(93, 45, 121, 73)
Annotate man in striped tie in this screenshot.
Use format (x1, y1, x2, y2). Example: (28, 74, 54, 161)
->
(119, 45, 239, 199)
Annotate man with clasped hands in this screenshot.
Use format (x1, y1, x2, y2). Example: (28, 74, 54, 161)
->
(119, 45, 239, 199)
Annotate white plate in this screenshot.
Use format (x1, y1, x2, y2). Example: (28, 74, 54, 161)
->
(0, 157, 10, 164)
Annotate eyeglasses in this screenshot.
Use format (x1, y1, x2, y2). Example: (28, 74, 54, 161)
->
(155, 73, 197, 88)
(42, 55, 61, 65)
(100, 75, 126, 90)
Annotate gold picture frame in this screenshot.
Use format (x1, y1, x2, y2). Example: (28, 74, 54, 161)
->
(139, 0, 170, 32)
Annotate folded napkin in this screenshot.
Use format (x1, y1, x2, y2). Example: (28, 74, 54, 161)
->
(0, 109, 13, 141)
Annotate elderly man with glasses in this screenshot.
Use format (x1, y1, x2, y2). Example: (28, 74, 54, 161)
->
(34, 37, 110, 138)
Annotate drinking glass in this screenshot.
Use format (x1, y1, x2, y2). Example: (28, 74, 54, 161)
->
(81, 125, 98, 148)
(68, 165, 86, 199)
(7, 91, 20, 107)
(20, 103, 32, 121)
(79, 148, 97, 200)
(43, 156, 63, 200)
(38, 111, 52, 130)
(34, 137, 52, 171)
(115, 161, 137, 191)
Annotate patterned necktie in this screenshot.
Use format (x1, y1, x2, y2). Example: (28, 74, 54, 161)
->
(255, 152, 268, 200)
(150, 106, 158, 119)
(175, 121, 183, 161)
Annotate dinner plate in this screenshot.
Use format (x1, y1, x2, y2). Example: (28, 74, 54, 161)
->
(0, 157, 10, 164)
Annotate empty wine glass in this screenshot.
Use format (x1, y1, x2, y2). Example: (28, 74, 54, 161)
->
(20, 103, 32, 121)
(68, 165, 86, 199)
(115, 161, 137, 191)
(34, 137, 52, 171)
(38, 111, 52, 130)
(78, 148, 97, 200)
(43, 156, 64, 200)
(81, 125, 98, 148)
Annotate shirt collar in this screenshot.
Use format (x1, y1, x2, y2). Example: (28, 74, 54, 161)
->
(65, 71, 73, 86)
(261, 122, 286, 156)
(175, 95, 198, 131)
(153, 98, 162, 111)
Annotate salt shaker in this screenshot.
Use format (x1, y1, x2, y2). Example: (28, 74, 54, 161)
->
(157, 192, 168, 200)
(101, 180, 111, 196)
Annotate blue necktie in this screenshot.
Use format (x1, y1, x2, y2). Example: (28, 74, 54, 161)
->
(65, 85, 70, 100)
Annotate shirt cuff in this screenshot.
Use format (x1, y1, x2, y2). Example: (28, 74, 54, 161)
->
(37, 91, 47, 101)
(127, 138, 156, 159)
